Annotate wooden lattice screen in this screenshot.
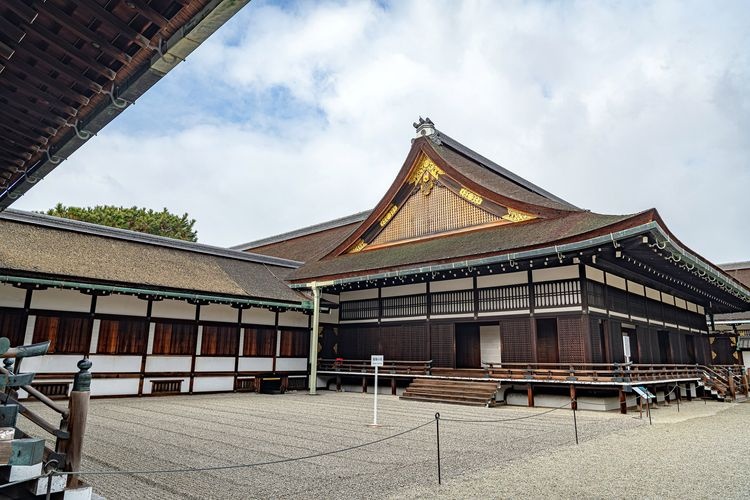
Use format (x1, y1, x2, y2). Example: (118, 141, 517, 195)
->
(499, 318, 532, 363)
(430, 323, 455, 368)
(372, 185, 499, 246)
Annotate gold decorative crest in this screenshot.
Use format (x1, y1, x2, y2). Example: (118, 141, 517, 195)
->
(408, 156, 444, 196)
(459, 187, 483, 206)
(349, 239, 368, 253)
(501, 208, 535, 223)
(379, 204, 399, 227)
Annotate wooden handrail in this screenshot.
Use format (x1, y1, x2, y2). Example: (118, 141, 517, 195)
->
(0, 364, 69, 417)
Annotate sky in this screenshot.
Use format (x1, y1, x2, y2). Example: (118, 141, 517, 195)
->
(14, 0, 750, 263)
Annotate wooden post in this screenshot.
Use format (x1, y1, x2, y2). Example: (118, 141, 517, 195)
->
(728, 373, 736, 399)
(63, 359, 91, 488)
(619, 389, 628, 414)
(742, 373, 749, 397)
(362, 376, 367, 394)
(569, 385, 577, 411)
(336, 375, 341, 392)
(664, 386, 670, 406)
(686, 383, 692, 401)
(391, 377, 397, 396)
(527, 384, 534, 407)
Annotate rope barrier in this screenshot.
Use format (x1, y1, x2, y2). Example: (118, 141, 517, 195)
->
(440, 400, 573, 423)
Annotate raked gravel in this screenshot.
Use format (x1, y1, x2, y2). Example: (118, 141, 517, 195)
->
(18, 392, 749, 499)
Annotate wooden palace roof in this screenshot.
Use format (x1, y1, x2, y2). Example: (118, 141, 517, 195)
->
(280, 119, 750, 314)
(0, 0, 249, 210)
(0, 209, 309, 309)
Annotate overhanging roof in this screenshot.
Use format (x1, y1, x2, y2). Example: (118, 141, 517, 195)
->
(0, 0, 250, 209)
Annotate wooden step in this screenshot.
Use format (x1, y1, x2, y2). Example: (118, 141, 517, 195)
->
(400, 395, 491, 407)
(401, 378, 498, 407)
(403, 387, 496, 398)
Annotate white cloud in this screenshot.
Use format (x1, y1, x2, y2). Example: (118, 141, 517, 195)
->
(15, 0, 750, 262)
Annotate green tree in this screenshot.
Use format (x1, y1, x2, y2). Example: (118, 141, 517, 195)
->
(44, 204, 198, 242)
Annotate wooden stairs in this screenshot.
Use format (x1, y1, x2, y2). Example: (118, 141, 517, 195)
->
(400, 378, 499, 407)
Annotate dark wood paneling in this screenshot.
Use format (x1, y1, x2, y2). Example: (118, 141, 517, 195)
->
(0, 308, 26, 346)
(455, 324, 480, 368)
(33, 314, 92, 354)
(201, 324, 239, 356)
(430, 323, 455, 368)
(536, 318, 559, 363)
(608, 320, 625, 362)
(243, 327, 276, 357)
(97, 318, 148, 354)
(499, 318, 533, 363)
(279, 329, 308, 357)
(152, 321, 197, 355)
(557, 316, 585, 363)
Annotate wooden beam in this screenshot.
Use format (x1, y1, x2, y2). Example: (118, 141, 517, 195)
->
(0, 40, 15, 60)
(0, 13, 27, 44)
(71, 0, 152, 49)
(3, 2, 40, 24)
(0, 91, 68, 127)
(526, 383, 534, 407)
(124, 0, 170, 28)
(15, 40, 103, 93)
(0, 154, 25, 168)
(619, 389, 628, 414)
(0, 71, 79, 117)
(35, 1, 132, 65)
(6, 65, 90, 106)
(0, 103, 58, 136)
(23, 21, 117, 80)
(0, 122, 47, 146)
(0, 142, 33, 160)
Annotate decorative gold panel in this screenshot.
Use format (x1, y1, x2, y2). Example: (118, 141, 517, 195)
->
(371, 184, 499, 246)
(408, 156, 445, 196)
(502, 207, 535, 223)
(349, 239, 368, 253)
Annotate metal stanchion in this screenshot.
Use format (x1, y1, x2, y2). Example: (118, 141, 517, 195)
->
(435, 412, 441, 485)
(572, 400, 579, 445)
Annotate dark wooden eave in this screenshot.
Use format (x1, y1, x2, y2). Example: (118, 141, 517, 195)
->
(0, 0, 250, 210)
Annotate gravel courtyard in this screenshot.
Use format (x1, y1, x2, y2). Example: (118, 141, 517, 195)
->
(20, 392, 750, 499)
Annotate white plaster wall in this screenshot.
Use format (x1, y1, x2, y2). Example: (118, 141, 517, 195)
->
(606, 273, 627, 290)
(0, 283, 26, 308)
(238, 357, 273, 372)
(532, 265, 578, 282)
(480, 324, 501, 364)
(278, 310, 309, 328)
(431, 278, 472, 292)
(193, 376, 234, 392)
(89, 319, 100, 354)
(90, 378, 140, 396)
(23, 316, 35, 344)
(687, 302, 698, 313)
(697, 305, 705, 315)
(645, 287, 661, 301)
(200, 304, 238, 322)
(321, 306, 339, 324)
(743, 351, 750, 370)
(381, 283, 426, 298)
(95, 294, 148, 316)
(675, 298, 687, 309)
(477, 271, 526, 288)
(22, 355, 81, 374)
(195, 357, 235, 372)
(661, 293, 675, 305)
(241, 308, 276, 325)
(627, 281, 645, 296)
(340, 289, 378, 301)
(31, 288, 91, 313)
(145, 356, 191, 372)
(276, 358, 307, 371)
(151, 299, 196, 320)
(585, 266, 605, 284)
(88, 355, 141, 373)
(142, 377, 189, 394)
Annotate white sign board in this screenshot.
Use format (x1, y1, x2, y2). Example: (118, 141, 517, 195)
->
(371, 355, 384, 367)
(622, 336, 631, 358)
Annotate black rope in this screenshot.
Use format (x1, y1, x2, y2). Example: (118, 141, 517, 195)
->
(440, 400, 572, 423)
(54, 418, 436, 478)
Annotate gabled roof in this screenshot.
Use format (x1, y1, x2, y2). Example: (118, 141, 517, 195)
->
(0, 210, 307, 306)
(232, 211, 370, 262)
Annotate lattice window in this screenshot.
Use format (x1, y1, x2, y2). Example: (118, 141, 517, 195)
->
(534, 280, 581, 308)
(372, 185, 499, 246)
(430, 290, 474, 315)
(478, 284, 529, 312)
(586, 281, 606, 309)
(340, 299, 379, 321)
(430, 323, 455, 368)
(381, 294, 427, 318)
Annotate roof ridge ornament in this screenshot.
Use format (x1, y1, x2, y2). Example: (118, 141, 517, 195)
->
(413, 116, 436, 139)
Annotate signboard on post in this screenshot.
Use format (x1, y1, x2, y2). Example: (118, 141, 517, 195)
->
(370, 355, 384, 426)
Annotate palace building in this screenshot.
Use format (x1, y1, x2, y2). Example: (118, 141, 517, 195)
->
(1, 118, 748, 408)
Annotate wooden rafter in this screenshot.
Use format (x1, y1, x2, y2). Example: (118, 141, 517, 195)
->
(73, 0, 153, 49)
(15, 40, 103, 93)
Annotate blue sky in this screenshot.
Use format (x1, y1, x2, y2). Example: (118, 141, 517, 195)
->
(14, 0, 750, 263)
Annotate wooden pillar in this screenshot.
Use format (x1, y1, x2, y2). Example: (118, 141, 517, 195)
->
(686, 383, 692, 401)
(619, 389, 628, 414)
(61, 359, 91, 488)
(527, 383, 535, 407)
(391, 377, 397, 395)
(336, 375, 342, 392)
(569, 384, 577, 410)
(362, 376, 368, 393)
(280, 376, 288, 394)
(664, 386, 670, 405)
(728, 374, 736, 399)
(742, 373, 749, 397)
